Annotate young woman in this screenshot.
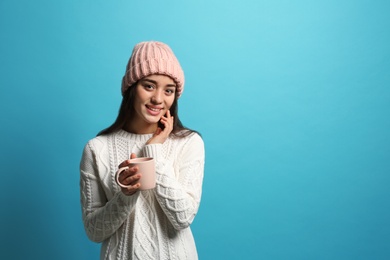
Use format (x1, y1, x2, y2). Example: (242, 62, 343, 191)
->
(80, 41, 205, 260)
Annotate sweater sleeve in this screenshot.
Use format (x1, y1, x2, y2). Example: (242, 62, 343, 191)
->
(142, 133, 205, 230)
(80, 139, 139, 242)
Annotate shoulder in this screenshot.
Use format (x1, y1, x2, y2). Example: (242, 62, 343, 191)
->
(169, 132, 204, 157)
(83, 134, 111, 154)
(171, 131, 203, 145)
(187, 132, 204, 147)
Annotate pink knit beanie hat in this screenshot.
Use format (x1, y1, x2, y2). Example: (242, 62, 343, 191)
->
(121, 41, 185, 98)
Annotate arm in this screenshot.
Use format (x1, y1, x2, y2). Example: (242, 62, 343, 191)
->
(80, 139, 139, 242)
(143, 133, 205, 230)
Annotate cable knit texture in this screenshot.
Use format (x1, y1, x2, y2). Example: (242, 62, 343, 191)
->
(80, 130, 204, 260)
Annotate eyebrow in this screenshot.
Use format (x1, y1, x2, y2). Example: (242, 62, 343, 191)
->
(141, 79, 176, 88)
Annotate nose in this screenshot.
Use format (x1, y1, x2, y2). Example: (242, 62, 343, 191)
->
(151, 89, 163, 104)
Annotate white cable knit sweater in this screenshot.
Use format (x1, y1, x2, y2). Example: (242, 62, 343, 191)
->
(80, 129, 205, 260)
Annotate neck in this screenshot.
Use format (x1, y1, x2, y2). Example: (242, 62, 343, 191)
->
(124, 120, 157, 134)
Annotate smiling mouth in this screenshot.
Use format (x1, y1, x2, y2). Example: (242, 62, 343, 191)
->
(146, 105, 162, 111)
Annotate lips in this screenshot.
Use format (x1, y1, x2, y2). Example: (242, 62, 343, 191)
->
(145, 105, 163, 116)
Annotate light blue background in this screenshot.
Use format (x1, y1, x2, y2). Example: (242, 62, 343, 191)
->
(1, 0, 389, 259)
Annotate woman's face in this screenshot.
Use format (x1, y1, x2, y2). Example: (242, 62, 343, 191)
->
(130, 74, 176, 133)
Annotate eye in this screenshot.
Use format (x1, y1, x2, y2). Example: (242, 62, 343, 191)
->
(143, 84, 155, 91)
(165, 88, 175, 95)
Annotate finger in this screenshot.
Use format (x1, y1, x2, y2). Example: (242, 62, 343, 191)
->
(129, 165, 138, 173)
(118, 166, 138, 182)
(164, 111, 173, 124)
(159, 117, 168, 127)
(118, 169, 131, 183)
(160, 110, 171, 121)
(130, 153, 137, 159)
(163, 116, 174, 130)
(118, 159, 131, 168)
(160, 115, 173, 125)
(122, 183, 141, 196)
(122, 173, 141, 186)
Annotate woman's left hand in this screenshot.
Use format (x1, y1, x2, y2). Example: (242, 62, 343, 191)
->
(146, 110, 174, 145)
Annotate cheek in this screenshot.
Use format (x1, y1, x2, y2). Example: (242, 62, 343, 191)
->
(166, 98, 175, 110)
(166, 102, 173, 110)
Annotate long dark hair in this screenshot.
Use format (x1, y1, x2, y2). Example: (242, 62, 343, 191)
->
(97, 84, 197, 137)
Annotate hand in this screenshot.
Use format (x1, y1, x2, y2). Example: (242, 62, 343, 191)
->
(146, 110, 174, 145)
(118, 153, 141, 196)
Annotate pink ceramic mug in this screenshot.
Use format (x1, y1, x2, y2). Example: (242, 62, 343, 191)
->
(115, 157, 156, 190)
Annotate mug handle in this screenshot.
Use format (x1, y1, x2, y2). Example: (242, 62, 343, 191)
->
(115, 166, 131, 188)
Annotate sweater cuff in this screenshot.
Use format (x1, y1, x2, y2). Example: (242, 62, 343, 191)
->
(143, 143, 163, 163)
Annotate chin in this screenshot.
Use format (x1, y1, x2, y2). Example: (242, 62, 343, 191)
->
(144, 115, 161, 124)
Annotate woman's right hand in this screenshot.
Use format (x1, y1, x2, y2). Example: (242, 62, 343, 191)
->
(146, 110, 174, 145)
(118, 153, 141, 196)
